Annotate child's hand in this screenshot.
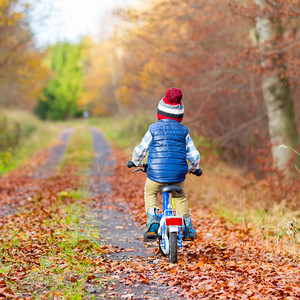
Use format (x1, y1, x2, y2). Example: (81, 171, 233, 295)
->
(189, 169, 203, 176)
(127, 161, 137, 168)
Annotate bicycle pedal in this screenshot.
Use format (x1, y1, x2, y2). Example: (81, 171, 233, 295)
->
(183, 237, 194, 241)
(144, 233, 158, 242)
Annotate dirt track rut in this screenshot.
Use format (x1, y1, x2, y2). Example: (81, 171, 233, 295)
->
(88, 127, 185, 299)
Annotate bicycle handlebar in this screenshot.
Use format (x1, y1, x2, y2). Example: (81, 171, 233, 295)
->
(190, 169, 203, 177)
(127, 160, 202, 176)
(126, 161, 136, 168)
(126, 161, 148, 169)
(127, 161, 148, 173)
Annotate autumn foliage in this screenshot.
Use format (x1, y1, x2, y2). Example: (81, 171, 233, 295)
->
(96, 148, 300, 299)
(0, 0, 48, 110)
(1, 133, 299, 298)
(82, 0, 299, 172)
(0, 0, 298, 174)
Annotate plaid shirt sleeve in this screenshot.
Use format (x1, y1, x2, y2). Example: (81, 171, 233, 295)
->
(186, 134, 200, 170)
(132, 130, 152, 166)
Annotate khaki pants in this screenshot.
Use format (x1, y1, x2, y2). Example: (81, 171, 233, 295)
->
(144, 178, 191, 218)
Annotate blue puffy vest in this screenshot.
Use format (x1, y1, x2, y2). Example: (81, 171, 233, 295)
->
(147, 119, 189, 183)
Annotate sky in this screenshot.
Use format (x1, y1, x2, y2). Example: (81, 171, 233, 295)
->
(29, 0, 134, 47)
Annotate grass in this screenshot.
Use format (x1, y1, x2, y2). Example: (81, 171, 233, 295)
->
(3, 193, 104, 299)
(88, 112, 156, 154)
(0, 124, 106, 298)
(0, 109, 61, 174)
(62, 124, 94, 173)
(37, 127, 104, 298)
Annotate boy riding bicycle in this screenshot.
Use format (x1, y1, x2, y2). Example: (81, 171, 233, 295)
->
(131, 88, 200, 241)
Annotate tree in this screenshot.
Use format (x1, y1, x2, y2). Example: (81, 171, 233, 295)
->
(80, 36, 119, 116)
(36, 41, 84, 120)
(114, 0, 299, 170)
(254, 0, 299, 172)
(0, 0, 48, 110)
(81, 0, 299, 171)
(118, 0, 267, 163)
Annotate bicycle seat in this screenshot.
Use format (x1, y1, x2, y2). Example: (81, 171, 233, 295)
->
(160, 185, 182, 195)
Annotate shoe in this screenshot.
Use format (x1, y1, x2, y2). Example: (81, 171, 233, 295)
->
(183, 218, 197, 241)
(144, 212, 159, 242)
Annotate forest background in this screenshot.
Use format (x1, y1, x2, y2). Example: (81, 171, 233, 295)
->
(0, 0, 299, 235)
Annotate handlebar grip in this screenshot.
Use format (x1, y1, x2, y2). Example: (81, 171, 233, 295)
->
(191, 169, 203, 176)
(126, 161, 135, 168)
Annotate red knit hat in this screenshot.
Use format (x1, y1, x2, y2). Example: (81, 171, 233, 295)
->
(157, 88, 184, 122)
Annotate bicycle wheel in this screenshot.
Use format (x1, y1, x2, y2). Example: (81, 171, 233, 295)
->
(168, 231, 178, 263)
(158, 236, 167, 256)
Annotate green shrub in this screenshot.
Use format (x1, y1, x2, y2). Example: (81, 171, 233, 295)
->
(0, 110, 58, 174)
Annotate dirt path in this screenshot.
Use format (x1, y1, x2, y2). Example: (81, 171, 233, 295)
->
(1, 126, 299, 299)
(88, 133, 300, 299)
(33, 127, 74, 179)
(88, 127, 185, 299)
(0, 127, 74, 217)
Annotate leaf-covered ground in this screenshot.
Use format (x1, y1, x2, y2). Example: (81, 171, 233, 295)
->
(0, 127, 106, 299)
(102, 148, 300, 299)
(0, 127, 299, 299)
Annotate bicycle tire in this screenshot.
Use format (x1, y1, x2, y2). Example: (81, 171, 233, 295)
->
(168, 232, 178, 263)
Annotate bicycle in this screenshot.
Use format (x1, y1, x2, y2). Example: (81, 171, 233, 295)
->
(126, 161, 202, 263)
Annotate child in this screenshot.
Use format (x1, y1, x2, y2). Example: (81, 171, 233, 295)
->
(131, 88, 200, 241)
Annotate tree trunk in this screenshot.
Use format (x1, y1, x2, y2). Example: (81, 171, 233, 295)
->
(255, 0, 299, 172)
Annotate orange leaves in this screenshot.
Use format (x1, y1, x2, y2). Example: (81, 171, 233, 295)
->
(1, 140, 299, 298)
(69, 275, 78, 283)
(186, 259, 205, 271)
(126, 248, 137, 252)
(98, 0, 300, 177)
(0, 287, 15, 299)
(0, 0, 49, 110)
(0, 151, 102, 297)
(167, 279, 180, 286)
(86, 274, 96, 282)
(102, 148, 300, 299)
(0, 275, 14, 299)
(137, 274, 149, 285)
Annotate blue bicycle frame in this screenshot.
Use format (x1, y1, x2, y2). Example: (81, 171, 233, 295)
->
(159, 191, 183, 252)
(126, 160, 202, 263)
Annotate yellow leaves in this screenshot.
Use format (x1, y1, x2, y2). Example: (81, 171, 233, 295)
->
(0, 0, 26, 28)
(81, 37, 122, 114)
(59, 191, 69, 197)
(139, 59, 162, 92)
(118, 86, 131, 106)
(11, 11, 24, 23)
(0, 0, 9, 10)
(31, 268, 39, 273)
(0, 8, 24, 27)
(0, 1, 48, 110)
